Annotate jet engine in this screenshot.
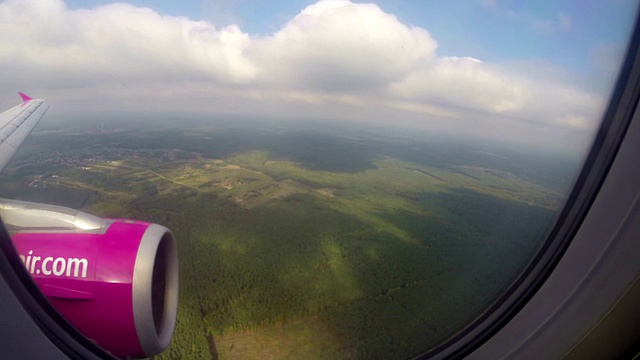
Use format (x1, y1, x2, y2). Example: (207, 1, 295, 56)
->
(0, 199, 179, 359)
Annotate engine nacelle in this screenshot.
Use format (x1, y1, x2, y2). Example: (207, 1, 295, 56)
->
(0, 199, 179, 359)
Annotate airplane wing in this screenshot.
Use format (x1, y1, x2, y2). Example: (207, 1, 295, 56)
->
(0, 93, 179, 357)
(0, 93, 49, 173)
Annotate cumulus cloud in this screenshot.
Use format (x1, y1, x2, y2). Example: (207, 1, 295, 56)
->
(0, 0, 257, 84)
(388, 56, 603, 130)
(0, 0, 608, 151)
(389, 57, 527, 114)
(250, 0, 437, 92)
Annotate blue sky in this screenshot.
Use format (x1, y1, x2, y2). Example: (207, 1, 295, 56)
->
(1, 0, 638, 151)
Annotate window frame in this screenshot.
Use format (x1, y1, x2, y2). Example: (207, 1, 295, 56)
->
(423, 9, 640, 360)
(0, 8, 639, 360)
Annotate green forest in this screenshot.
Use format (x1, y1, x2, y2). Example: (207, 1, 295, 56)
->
(0, 120, 574, 359)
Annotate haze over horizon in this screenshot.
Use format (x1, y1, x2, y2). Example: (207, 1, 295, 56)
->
(0, 0, 636, 152)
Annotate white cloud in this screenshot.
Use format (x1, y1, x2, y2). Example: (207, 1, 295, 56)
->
(388, 56, 603, 131)
(0, 0, 257, 84)
(0, 0, 608, 151)
(249, 0, 437, 92)
(389, 57, 528, 114)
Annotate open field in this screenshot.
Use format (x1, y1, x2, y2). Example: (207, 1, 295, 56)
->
(0, 119, 575, 359)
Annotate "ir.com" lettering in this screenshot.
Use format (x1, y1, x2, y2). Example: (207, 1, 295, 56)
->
(18, 250, 88, 278)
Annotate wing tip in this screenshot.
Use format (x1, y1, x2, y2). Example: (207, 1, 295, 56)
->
(18, 92, 32, 102)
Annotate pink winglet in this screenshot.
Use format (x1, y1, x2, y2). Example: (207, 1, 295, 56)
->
(18, 92, 32, 102)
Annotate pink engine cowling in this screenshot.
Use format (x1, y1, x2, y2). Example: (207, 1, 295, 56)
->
(0, 199, 179, 358)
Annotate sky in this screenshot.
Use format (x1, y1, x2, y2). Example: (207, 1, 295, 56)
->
(0, 0, 637, 152)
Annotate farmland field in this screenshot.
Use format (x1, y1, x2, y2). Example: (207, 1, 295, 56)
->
(0, 117, 578, 359)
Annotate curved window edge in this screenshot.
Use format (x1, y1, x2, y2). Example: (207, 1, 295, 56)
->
(1, 8, 639, 360)
(471, 58, 640, 359)
(418, 8, 640, 360)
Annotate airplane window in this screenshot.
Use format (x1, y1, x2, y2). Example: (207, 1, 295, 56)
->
(0, 0, 638, 359)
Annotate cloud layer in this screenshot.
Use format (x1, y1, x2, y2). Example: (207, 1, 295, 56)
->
(0, 0, 610, 151)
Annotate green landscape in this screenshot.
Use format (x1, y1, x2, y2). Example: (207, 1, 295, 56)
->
(0, 117, 578, 359)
